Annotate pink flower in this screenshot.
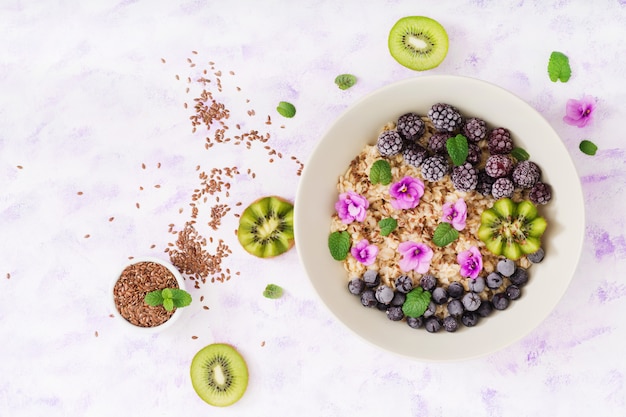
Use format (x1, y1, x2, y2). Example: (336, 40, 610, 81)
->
(457, 247, 483, 279)
(351, 239, 379, 265)
(389, 176, 425, 210)
(563, 95, 596, 128)
(335, 191, 369, 224)
(441, 199, 467, 231)
(398, 241, 433, 273)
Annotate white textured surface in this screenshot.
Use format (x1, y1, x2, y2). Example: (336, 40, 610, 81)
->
(1, 1, 625, 416)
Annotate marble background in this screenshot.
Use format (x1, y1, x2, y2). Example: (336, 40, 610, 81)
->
(1, 1, 625, 415)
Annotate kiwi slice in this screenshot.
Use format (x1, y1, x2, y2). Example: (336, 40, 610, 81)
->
(237, 196, 295, 258)
(190, 343, 249, 407)
(388, 16, 449, 71)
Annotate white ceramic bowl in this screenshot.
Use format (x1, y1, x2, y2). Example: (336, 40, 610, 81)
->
(295, 75, 584, 361)
(111, 256, 186, 333)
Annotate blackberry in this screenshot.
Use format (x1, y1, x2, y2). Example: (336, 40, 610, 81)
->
(428, 132, 449, 154)
(376, 130, 404, 157)
(397, 112, 425, 141)
(512, 160, 541, 189)
(462, 117, 488, 142)
(421, 155, 449, 182)
(427, 103, 463, 133)
(485, 154, 514, 178)
(488, 127, 514, 154)
(491, 177, 514, 199)
(402, 142, 428, 168)
(529, 182, 552, 205)
(466, 143, 482, 165)
(476, 170, 496, 196)
(451, 162, 478, 192)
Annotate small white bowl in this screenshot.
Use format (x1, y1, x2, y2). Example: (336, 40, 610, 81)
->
(111, 256, 186, 333)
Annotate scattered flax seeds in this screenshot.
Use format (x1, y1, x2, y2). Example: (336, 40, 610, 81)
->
(6, 273, 10, 279)
(191, 335, 198, 340)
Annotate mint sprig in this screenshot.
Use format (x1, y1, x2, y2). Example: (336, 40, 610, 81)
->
(579, 139, 598, 156)
(334, 74, 357, 90)
(263, 284, 284, 299)
(378, 217, 397, 236)
(432, 222, 459, 247)
(511, 147, 530, 161)
(328, 231, 351, 261)
(402, 287, 431, 318)
(446, 134, 469, 166)
(145, 288, 192, 311)
(369, 159, 392, 185)
(277, 101, 296, 118)
(548, 51, 571, 83)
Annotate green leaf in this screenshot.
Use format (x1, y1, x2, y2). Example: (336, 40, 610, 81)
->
(402, 287, 432, 318)
(579, 140, 598, 156)
(369, 159, 392, 185)
(432, 222, 459, 247)
(163, 298, 175, 311)
(378, 217, 397, 236)
(334, 74, 357, 90)
(511, 147, 530, 161)
(446, 134, 469, 166)
(328, 231, 351, 261)
(161, 288, 173, 300)
(170, 289, 192, 308)
(263, 284, 284, 299)
(276, 101, 296, 118)
(548, 51, 571, 83)
(144, 290, 164, 306)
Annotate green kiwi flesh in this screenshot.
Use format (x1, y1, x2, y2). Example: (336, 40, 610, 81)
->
(190, 343, 249, 407)
(388, 16, 449, 71)
(237, 196, 294, 258)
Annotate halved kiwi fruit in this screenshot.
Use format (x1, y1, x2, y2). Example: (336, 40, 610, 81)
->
(237, 196, 294, 258)
(190, 343, 249, 407)
(388, 16, 449, 71)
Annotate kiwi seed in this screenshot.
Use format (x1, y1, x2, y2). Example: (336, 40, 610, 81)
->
(388, 16, 449, 71)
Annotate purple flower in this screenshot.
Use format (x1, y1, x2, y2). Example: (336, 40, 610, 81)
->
(457, 246, 483, 279)
(563, 95, 596, 128)
(398, 241, 433, 273)
(389, 176, 425, 210)
(335, 191, 369, 224)
(351, 239, 379, 265)
(441, 199, 467, 231)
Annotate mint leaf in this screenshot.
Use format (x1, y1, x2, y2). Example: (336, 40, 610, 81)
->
(334, 74, 357, 90)
(511, 147, 530, 161)
(579, 139, 598, 155)
(446, 134, 469, 166)
(432, 222, 459, 247)
(402, 287, 432, 318)
(163, 298, 175, 311)
(170, 289, 192, 308)
(548, 51, 571, 83)
(161, 288, 173, 300)
(277, 101, 296, 118)
(144, 290, 164, 306)
(378, 217, 397, 236)
(328, 231, 351, 261)
(263, 284, 284, 299)
(369, 159, 392, 185)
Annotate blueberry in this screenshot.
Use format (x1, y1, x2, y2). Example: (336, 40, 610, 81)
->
(527, 248, 545, 263)
(462, 292, 482, 311)
(362, 270, 381, 287)
(486, 272, 503, 289)
(447, 299, 464, 317)
(424, 317, 442, 333)
(461, 311, 479, 327)
(447, 282, 465, 299)
(376, 301, 388, 311)
(423, 301, 437, 318)
(468, 276, 485, 293)
(348, 278, 365, 295)
(432, 287, 449, 304)
(390, 291, 406, 306)
(476, 300, 494, 317)
(395, 275, 414, 293)
(492, 293, 510, 310)
(496, 259, 516, 277)
(509, 267, 529, 286)
(407, 316, 423, 329)
(360, 290, 377, 308)
(375, 285, 394, 305)
(443, 316, 459, 332)
(386, 306, 404, 321)
(505, 285, 522, 300)
(420, 274, 437, 292)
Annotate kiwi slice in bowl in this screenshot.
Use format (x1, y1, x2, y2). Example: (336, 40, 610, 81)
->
(190, 343, 249, 407)
(388, 16, 449, 71)
(237, 196, 295, 258)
